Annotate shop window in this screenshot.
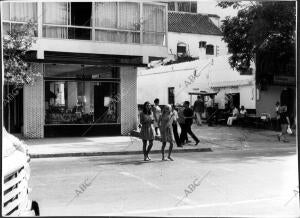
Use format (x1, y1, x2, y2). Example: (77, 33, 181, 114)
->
(168, 87, 175, 105)
(44, 64, 120, 125)
(45, 81, 120, 125)
(206, 44, 214, 55)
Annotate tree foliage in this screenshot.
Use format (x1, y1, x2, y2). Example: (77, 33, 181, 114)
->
(218, 1, 296, 74)
(3, 21, 41, 85)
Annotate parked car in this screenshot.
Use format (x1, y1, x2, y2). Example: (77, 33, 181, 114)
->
(2, 128, 39, 216)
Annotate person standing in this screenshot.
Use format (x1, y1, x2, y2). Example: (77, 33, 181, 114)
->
(172, 104, 182, 147)
(277, 105, 290, 142)
(159, 104, 175, 161)
(140, 101, 155, 161)
(181, 101, 200, 145)
(152, 98, 162, 136)
(193, 95, 203, 126)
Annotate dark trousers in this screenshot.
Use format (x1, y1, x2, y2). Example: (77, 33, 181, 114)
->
(185, 123, 199, 143)
(172, 122, 181, 146)
(179, 123, 188, 143)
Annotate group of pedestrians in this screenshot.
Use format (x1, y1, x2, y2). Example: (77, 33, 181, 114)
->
(139, 98, 200, 161)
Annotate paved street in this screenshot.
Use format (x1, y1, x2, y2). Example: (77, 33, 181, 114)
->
(29, 131, 299, 217)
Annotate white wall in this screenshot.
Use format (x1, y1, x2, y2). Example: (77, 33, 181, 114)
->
(167, 32, 228, 58)
(212, 85, 255, 110)
(138, 55, 256, 110)
(137, 59, 212, 105)
(239, 85, 256, 109)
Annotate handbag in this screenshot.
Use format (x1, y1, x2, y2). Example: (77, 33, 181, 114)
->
(287, 125, 292, 134)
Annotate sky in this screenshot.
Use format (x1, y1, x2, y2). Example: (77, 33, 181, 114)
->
(196, 0, 238, 20)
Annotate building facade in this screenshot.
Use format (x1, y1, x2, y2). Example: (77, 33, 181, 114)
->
(166, 1, 228, 59)
(2, 1, 168, 138)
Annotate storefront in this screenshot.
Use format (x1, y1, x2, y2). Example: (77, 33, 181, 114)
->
(44, 64, 121, 137)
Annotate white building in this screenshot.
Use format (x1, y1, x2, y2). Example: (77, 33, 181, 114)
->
(167, 12, 228, 59)
(138, 55, 256, 111)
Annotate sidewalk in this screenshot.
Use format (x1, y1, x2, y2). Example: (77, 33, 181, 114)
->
(24, 125, 296, 158)
(25, 135, 212, 158)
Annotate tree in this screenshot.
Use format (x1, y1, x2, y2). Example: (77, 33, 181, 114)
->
(3, 21, 40, 86)
(3, 21, 40, 132)
(218, 1, 296, 75)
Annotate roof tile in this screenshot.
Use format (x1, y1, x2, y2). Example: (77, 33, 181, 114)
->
(168, 12, 222, 36)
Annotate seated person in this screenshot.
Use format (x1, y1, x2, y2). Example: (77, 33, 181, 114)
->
(227, 105, 239, 126)
(239, 106, 247, 118)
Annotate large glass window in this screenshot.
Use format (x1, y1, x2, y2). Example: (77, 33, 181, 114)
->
(178, 2, 197, 13)
(43, 2, 92, 40)
(143, 4, 166, 45)
(94, 2, 140, 43)
(2, 2, 37, 36)
(44, 64, 120, 125)
(3, 2, 167, 45)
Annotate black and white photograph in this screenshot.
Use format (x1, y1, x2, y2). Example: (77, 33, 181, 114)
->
(1, 0, 299, 216)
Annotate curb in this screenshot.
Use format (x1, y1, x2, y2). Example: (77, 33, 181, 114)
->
(29, 147, 212, 159)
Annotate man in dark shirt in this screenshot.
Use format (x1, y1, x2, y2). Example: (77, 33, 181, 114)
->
(193, 95, 204, 126)
(181, 101, 200, 145)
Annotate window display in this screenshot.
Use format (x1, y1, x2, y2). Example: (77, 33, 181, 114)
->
(44, 64, 120, 125)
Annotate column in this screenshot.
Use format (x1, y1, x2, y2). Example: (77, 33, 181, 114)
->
(120, 66, 138, 135)
(23, 63, 44, 138)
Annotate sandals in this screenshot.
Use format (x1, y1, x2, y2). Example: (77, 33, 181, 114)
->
(167, 156, 174, 161)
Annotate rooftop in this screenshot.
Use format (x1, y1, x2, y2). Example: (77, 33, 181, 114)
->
(168, 12, 222, 36)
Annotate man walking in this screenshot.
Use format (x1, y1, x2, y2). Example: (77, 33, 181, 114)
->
(181, 101, 200, 145)
(178, 105, 188, 146)
(193, 95, 204, 126)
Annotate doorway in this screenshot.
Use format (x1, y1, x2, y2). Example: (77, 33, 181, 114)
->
(225, 93, 240, 109)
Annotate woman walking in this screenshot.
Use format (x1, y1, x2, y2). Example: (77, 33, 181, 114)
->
(140, 101, 155, 161)
(159, 104, 175, 161)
